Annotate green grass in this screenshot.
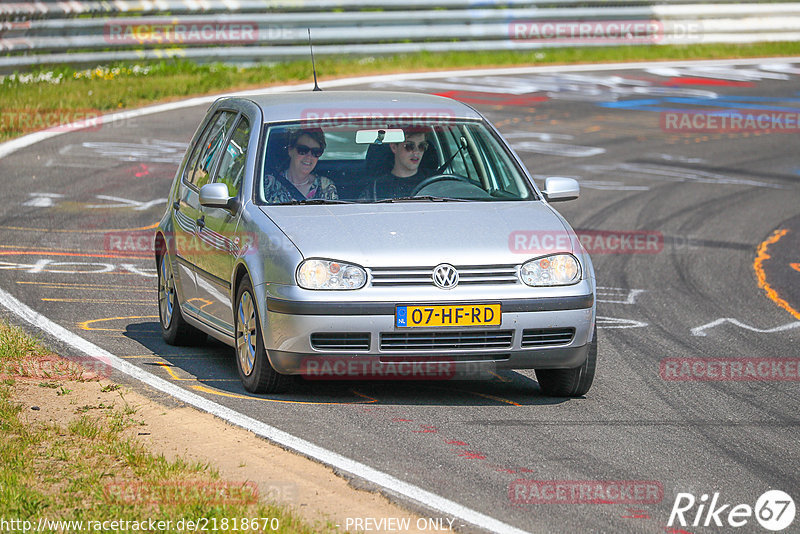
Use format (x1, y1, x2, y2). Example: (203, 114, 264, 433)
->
(1, 42, 799, 142)
(0, 324, 46, 362)
(0, 322, 336, 533)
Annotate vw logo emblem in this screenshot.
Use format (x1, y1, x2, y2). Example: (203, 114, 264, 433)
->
(432, 264, 459, 289)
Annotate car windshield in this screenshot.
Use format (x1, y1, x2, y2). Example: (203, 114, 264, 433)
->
(257, 119, 536, 204)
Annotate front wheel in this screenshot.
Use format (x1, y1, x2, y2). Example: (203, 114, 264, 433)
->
(235, 278, 291, 393)
(535, 325, 597, 397)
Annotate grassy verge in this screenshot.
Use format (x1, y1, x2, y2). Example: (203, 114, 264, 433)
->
(1, 42, 799, 142)
(0, 322, 334, 533)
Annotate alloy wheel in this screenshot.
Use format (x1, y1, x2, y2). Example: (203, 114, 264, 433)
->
(158, 256, 175, 328)
(236, 291, 257, 376)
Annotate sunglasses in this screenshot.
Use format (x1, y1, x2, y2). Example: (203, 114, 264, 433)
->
(293, 144, 324, 158)
(402, 141, 429, 152)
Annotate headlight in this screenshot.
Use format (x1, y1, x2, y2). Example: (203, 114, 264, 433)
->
(297, 259, 366, 290)
(520, 254, 581, 286)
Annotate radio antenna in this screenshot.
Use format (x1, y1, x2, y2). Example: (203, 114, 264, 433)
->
(308, 28, 321, 91)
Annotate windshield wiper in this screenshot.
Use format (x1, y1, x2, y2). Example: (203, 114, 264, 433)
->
(377, 196, 465, 203)
(275, 198, 353, 205)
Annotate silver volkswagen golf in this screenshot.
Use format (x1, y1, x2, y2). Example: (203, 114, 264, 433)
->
(155, 91, 597, 396)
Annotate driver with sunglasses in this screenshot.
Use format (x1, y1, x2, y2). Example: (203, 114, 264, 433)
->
(263, 128, 338, 203)
(360, 128, 431, 201)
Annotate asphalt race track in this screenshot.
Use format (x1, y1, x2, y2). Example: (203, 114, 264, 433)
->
(1, 58, 799, 533)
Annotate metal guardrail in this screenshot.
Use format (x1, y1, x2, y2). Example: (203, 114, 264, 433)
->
(2, 1, 799, 70)
(3, 0, 777, 17)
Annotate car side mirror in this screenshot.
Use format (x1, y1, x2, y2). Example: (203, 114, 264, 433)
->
(542, 177, 580, 202)
(199, 183, 235, 210)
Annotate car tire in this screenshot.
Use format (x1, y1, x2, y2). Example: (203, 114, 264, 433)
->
(535, 325, 597, 397)
(158, 253, 204, 345)
(235, 277, 291, 394)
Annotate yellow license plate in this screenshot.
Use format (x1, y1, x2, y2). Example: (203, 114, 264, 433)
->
(396, 304, 501, 328)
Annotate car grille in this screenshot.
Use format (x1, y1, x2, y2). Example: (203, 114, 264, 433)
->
(369, 265, 518, 287)
(520, 328, 575, 347)
(380, 330, 513, 351)
(379, 353, 509, 363)
(310, 333, 370, 351)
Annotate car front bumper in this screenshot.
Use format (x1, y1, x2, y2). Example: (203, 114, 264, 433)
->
(261, 291, 595, 377)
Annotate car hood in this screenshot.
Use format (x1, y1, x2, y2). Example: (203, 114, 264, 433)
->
(258, 201, 575, 267)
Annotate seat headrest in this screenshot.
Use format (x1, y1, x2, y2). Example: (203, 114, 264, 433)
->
(264, 131, 290, 174)
(364, 143, 394, 175)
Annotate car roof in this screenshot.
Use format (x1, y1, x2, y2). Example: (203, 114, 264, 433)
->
(223, 90, 484, 123)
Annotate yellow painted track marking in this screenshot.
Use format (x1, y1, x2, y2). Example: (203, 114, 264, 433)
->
(0, 250, 149, 259)
(103, 334, 161, 338)
(429, 386, 521, 406)
(157, 361, 189, 380)
(19, 281, 143, 287)
(154, 362, 237, 382)
(0, 222, 158, 233)
(191, 384, 378, 405)
(19, 281, 146, 291)
(78, 315, 159, 331)
(754, 229, 800, 320)
(458, 390, 521, 406)
(44, 298, 151, 304)
(121, 353, 221, 359)
(2, 243, 97, 253)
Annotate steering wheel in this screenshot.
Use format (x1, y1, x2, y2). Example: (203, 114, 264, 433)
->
(410, 173, 473, 196)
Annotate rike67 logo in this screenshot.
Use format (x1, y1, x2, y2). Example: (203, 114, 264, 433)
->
(668, 490, 795, 531)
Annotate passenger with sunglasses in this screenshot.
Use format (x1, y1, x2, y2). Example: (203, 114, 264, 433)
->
(263, 128, 338, 203)
(360, 130, 432, 201)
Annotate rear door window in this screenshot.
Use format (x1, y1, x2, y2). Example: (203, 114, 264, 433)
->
(184, 110, 237, 189)
(213, 116, 251, 197)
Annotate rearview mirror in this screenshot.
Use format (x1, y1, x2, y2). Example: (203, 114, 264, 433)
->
(542, 177, 580, 202)
(355, 129, 406, 144)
